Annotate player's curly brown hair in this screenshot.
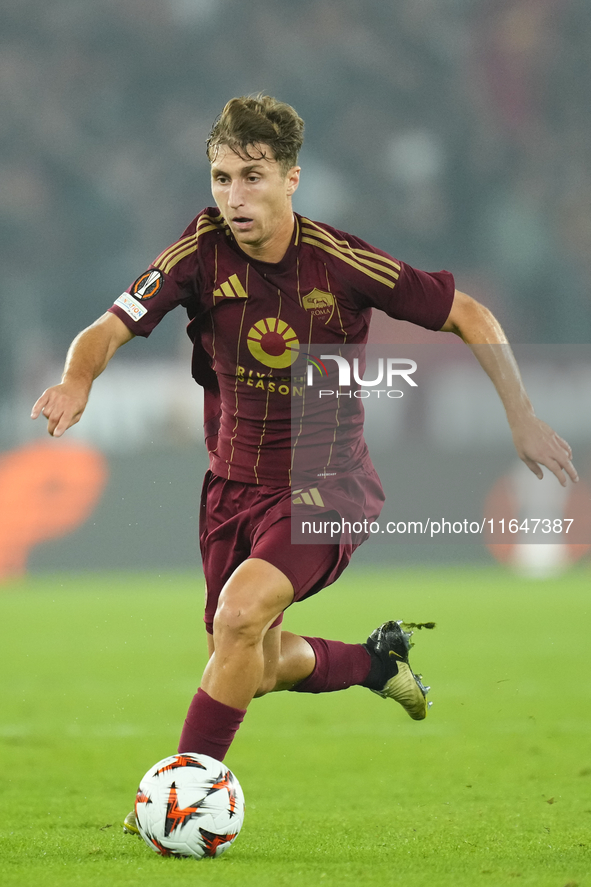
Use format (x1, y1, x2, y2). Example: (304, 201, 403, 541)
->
(206, 94, 304, 173)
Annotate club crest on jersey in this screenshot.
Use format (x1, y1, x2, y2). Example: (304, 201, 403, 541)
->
(131, 270, 163, 300)
(302, 289, 335, 322)
(247, 318, 300, 369)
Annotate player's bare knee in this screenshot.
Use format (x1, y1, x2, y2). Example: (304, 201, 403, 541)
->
(212, 599, 266, 646)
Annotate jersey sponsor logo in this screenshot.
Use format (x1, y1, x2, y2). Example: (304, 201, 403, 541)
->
(130, 269, 163, 300)
(213, 274, 248, 301)
(114, 292, 148, 321)
(246, 318, 300, 369)
(236, 366, 305, 396)
(292, 487, 325, 506)
(302, 289, 335, 321)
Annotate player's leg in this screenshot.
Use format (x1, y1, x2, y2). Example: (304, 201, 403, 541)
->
(266, 630, 372, 693)
(177, 557, 295, 760)
(204, 600, 315, 695)
(249, 520, 430, 718)
(250, 619, 430, 722)
(247, 515, 427, 720)
(254, 625, 315, 695)
(208, 623, 397, 701)
(179, 477, 428, 768)
(256, 624, 429, 723)
(202, 557, 294, 708)
(288, 622, 431, 721)
(201, 526, 430, 720)
(209, 619, 382, 700)
(178, 552, 400, 761)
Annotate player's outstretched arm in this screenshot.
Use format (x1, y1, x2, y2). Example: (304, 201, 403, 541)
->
(440, 290, 578, 487)
(31, 312, 134, 438)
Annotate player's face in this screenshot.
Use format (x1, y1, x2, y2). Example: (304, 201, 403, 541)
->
(210, 144, 300, 262)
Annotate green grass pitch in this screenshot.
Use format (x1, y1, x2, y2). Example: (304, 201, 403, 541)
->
(0, 564, 590, 887)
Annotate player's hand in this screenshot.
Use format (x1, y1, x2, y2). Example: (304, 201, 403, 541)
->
(510, 415, 578, 487)
(31, 382, 90, 438)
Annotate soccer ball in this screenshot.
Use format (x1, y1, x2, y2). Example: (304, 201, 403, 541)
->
(134, 752, 245, 859)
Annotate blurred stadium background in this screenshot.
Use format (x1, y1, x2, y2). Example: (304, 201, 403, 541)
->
(1, 0, 590, 578)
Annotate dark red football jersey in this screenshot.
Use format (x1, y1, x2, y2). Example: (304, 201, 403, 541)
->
(109, 208, 454, 485)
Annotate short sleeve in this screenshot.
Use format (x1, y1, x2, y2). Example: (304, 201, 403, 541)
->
(107, 213, 206, 337)
(368, 262, 456, 331)
(108, 266, 190, 338)
(305, 220, 456, 332)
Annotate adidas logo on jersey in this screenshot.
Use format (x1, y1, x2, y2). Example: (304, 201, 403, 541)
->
(292, 487, 325, 507)
(213, 274, 248, 300)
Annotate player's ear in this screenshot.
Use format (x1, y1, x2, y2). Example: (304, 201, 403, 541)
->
(286, 166, 300, 197)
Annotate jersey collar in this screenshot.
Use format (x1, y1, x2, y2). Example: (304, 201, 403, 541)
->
(226, 213, 301, 275)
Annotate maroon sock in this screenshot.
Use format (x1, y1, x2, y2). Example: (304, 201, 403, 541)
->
(289, 637, 371, 694)
(178, 688, 246, 761)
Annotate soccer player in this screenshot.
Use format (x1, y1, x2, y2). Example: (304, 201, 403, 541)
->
(32, 96, 577, 827)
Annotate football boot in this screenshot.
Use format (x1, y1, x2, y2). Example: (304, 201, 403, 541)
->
(364, 620, 430, 720)
(123, 810, 140, 836)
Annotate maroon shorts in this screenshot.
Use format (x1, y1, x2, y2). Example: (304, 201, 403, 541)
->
(199, 470, 369, 634)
